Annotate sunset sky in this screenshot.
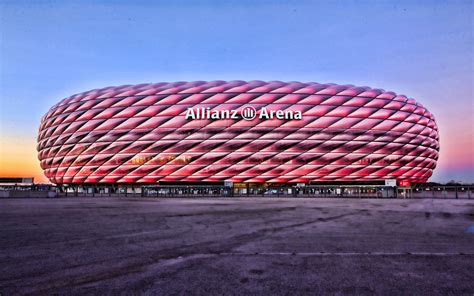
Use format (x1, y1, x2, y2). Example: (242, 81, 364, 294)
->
(0, 0, 473, 183)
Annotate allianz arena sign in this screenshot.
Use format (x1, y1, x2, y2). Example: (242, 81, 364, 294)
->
(185, 105, 303, 121)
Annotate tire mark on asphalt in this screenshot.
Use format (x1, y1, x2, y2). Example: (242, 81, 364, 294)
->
(0, 209, 365, 293)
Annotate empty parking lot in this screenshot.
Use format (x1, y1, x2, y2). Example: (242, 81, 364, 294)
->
(1, 197, 473, 295)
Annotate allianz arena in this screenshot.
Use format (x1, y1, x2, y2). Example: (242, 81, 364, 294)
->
(37, 81, 439, 188)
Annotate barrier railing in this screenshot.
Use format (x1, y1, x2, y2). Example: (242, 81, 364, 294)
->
(2, 185, 472, 199)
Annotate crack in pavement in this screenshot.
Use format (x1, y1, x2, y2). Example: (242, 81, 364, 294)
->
(4, 209, 363, 293)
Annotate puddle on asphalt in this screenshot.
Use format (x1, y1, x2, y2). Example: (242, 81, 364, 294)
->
(466, 225, 474, 233)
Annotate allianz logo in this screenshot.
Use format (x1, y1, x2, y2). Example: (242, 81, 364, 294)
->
(185, 105, 303, 121)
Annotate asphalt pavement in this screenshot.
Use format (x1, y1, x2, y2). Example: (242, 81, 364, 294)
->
(1, 197, 473, 295)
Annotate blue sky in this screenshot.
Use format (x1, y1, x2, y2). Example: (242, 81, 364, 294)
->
(0, 0, 473, 182)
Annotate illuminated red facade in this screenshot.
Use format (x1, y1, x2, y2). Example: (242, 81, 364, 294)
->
(37, 81, 439, 184)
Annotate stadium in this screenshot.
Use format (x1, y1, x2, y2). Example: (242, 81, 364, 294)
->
(37, 81, 439, 196)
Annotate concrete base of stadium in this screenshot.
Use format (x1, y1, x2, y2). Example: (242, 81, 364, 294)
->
(1, 198, 473, 294)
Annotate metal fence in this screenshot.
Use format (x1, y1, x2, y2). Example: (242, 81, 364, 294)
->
(2, 185, 472, 199)
(52, 185, 473, 199)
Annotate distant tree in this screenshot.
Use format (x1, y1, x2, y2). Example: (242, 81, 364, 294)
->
(446, 180, 461, 186)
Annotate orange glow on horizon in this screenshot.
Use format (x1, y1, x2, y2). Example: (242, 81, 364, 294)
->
(0, 136, 49, 184)
(0, 126, 472, 184)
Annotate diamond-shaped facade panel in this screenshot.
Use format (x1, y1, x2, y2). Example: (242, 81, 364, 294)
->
(37, 81, 439, 184)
